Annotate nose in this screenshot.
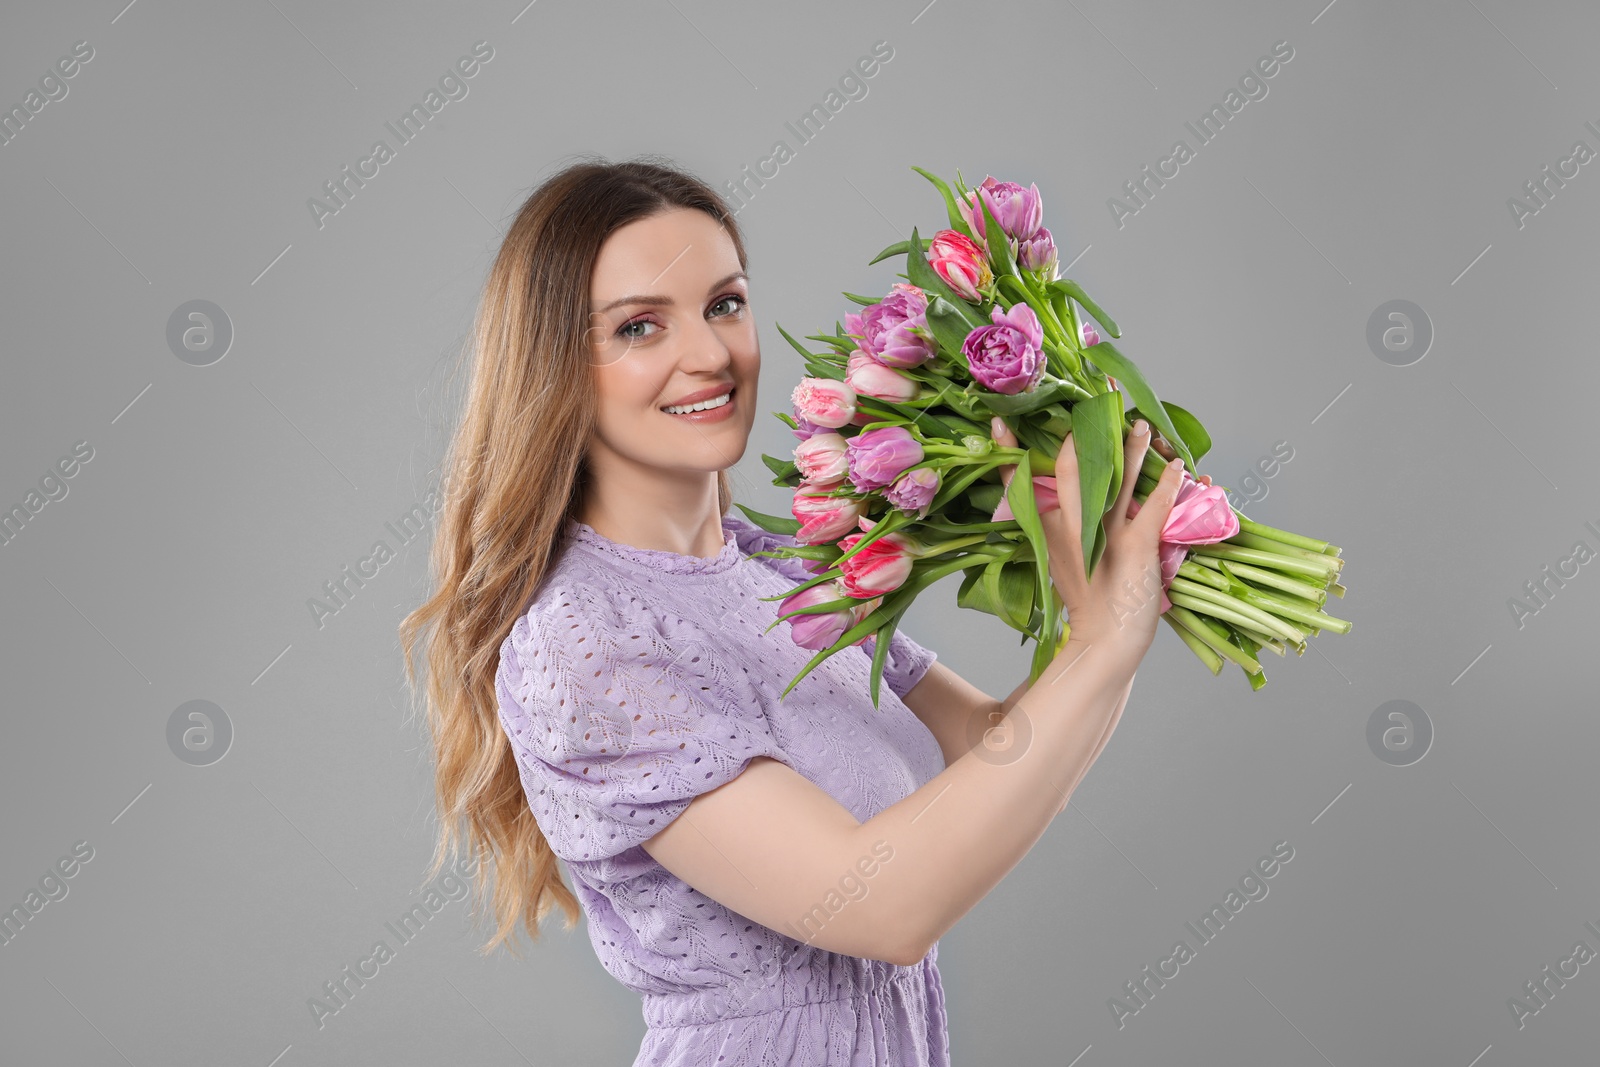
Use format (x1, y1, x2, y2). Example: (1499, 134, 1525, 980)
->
(676, 315, 735, 372)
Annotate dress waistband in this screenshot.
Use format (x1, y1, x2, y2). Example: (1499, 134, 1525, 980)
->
(641, 945, 937, 1030)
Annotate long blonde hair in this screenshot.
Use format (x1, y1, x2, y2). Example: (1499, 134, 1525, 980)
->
(399, 155, 745, 956)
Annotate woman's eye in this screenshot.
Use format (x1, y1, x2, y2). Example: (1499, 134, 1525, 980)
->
(711, 294, 747, 318)
(617, 318, 659, 341)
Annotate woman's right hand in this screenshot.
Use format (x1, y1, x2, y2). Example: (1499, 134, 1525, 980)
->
(990, 416, 1189, 669)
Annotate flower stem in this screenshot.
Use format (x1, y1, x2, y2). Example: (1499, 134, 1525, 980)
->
(1185, 554, 1326, 604)
(1166, 606, 1262, 674)
(1162, 612, 1225, 675)
(1189, 542, 1341, 581)
(1231, 585, 1353, 635)
(1168, 578, 1305, 643)
(917, 533, 992, 556)
(1226, 531, 1345, 570)
(1235, 515, 1338, 555)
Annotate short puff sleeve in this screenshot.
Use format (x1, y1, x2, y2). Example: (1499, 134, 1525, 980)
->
(495, 585, 789, 865)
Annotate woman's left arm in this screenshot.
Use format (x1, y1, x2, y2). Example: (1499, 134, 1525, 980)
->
(903, 662, 1136, 812)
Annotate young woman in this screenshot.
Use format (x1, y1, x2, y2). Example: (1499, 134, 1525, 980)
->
(400, 156, 1191, 1066)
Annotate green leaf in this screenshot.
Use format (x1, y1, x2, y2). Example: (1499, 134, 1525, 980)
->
(1161, 400, 1211, 464)
(843, 291, 880, 306)
(1131, 400, 1211, 465)
(1047, 279, 1120, 339)
(731, 502, 799, 536)
(988, 557, 1036, 631)
(1069, 390, 1124, 581)
(912, 165, 976, 240)
(865, 601, 915, 708)
(868, 239, 913, 266)
(966, 482, 1005, 515)
(924, 295, 978, 359)
(1001, 450, 1057, 681)
(760, 453, 800, 481)
(980, 379, 1081, 417)
(776, 321, 824, 362)
(1078, 340, 1194, 471)
(806, 331, 855, 350)
(957, 565, 1001, 617)
(976, 194, 1018, 283)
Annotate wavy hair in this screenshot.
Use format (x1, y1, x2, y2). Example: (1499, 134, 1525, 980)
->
(399, 154, 745, 955)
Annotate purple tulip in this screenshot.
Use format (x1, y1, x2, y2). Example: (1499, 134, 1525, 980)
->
(959, 176, 1045, 243)
(844, 283, 936, 369)
(962, 302, 1046, 395)
(845, 425, 924, 492)
(1081, 321, 1101, 347)
(791, 411, 828, 441)
(1017, 226, 1058, 278)
(884, 466, 940, 519)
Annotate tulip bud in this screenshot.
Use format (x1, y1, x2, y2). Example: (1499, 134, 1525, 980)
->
(927, 230, 993, 303)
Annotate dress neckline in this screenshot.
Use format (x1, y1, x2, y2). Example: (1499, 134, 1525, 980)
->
(566, 513, 744, 575)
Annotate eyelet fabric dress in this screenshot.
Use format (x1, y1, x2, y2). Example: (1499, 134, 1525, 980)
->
(494, 509, 950, 1066)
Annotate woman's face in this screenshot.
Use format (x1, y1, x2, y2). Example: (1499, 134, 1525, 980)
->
(585, 206, 759, 484)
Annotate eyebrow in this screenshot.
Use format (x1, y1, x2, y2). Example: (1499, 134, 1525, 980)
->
(591, 270, 748, 315)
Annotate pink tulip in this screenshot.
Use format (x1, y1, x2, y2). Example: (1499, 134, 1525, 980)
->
(1081, 321, 1101, 347)
(779, 579, 858, 650)
(1125, 474, 1240, 610)
(791, 377, 857, 429)
(958, 176, 1046, 244)
(794, 432, 849, 485)
(927, 229, 993, 303)
(837, 529, 918, 598)
(846, 349, 921, 403)
(792, 485, 868, 545)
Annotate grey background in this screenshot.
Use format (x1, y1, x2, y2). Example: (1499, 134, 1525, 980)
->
(3, 0, 1596, 1063)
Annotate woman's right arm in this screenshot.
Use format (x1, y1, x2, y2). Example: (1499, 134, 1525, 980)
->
(641, 634, 1138, 966)
(642, 421, 1185, 966)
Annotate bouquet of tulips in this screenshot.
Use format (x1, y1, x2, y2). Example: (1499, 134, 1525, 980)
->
(738, 166, 1352, 705)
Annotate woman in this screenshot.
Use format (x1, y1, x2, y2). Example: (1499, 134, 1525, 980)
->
(400, 155, 1189, 1066)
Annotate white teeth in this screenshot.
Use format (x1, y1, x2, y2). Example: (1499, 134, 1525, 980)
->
(663, 391, 732, 415)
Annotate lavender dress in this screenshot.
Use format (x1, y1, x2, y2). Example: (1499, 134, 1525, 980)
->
(494, 510, 950, 1066)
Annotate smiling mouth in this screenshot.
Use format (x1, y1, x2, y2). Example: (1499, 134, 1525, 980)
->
(661, 387, 736, 415)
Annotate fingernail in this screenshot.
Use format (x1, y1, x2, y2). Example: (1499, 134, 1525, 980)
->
(991, 416, 1003, 435)
(1132, 419, 1148, 436)
(1168, 458, 1183, 471)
